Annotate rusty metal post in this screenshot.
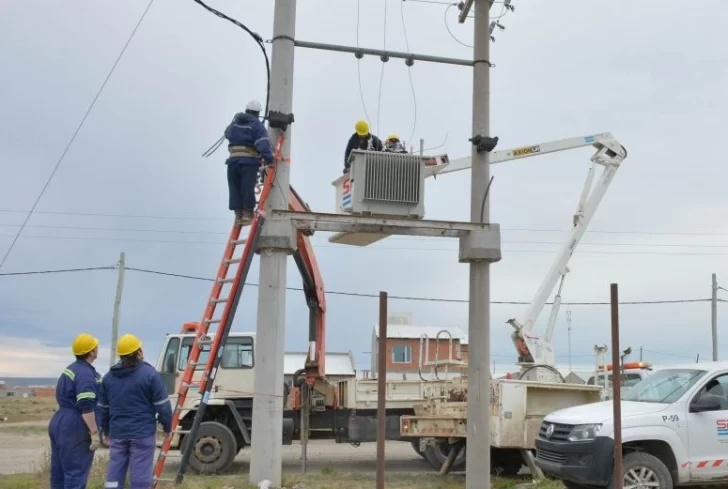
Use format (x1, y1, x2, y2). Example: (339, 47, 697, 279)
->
(610, 283, 623, 489)
(377, 291, 388, 489)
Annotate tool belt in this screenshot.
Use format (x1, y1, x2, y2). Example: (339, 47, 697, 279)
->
(228, 145, 260, 158)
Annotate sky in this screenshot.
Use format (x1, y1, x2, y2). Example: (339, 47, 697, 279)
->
(1, 0, 727, 378)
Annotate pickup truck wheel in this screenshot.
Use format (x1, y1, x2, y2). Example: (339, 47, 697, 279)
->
(611, 452, 673, 489)
(182, 421, 238, 474)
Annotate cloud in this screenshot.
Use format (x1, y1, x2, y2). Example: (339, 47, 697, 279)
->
(0, 337, 112, 377)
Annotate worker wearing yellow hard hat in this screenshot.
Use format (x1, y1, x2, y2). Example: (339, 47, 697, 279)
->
(343, 119, 383, 174)
(99, 334, 172, 488)
(49, 333, 102, 489)
(384, 134, 407, 153)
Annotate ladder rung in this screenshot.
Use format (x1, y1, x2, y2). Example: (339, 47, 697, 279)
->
(204, 318, 220, 325)
(232, 238, 247, 245)
(224, 258, 241, 265)
(217, 278, 235, 284)
(210, 298, 227, 304)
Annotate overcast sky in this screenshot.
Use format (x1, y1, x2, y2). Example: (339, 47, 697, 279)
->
(1, 0, 727, 378)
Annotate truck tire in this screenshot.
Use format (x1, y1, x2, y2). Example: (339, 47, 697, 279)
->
(610, 452, 673, 489)
(411, 440, 426, 460)
(424, 443, 466, 471)
(182, 421, 238, 474)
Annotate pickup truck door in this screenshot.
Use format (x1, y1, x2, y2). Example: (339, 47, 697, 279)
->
(687, 372, 728, 481)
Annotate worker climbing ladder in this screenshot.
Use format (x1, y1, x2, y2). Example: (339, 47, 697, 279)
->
(152, 130, 289, 488)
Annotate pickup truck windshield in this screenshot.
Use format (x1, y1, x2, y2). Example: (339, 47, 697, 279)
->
(622, 368, 706, 404)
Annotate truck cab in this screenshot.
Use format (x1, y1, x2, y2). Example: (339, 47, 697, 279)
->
(535, 361, 728, 489)
(155, 331, 256, 405)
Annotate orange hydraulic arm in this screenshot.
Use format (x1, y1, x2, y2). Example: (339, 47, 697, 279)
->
(288, 186, 327, 385)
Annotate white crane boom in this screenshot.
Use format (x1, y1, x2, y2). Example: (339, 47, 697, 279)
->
(426, 132, 628, 367)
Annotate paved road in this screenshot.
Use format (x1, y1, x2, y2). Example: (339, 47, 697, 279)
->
(0, 428, 432, 475)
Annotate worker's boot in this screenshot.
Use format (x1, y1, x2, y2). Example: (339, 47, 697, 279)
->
(241, 209, 254, 224)
(234, 210, 244, 226)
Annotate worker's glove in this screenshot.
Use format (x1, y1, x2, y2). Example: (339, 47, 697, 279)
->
(89, 435, 102, 451)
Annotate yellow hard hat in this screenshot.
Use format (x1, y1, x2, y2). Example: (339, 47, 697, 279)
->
(386, 134, 400, 142)
(355, 120, 370, 136)
(117, 334, 143, 357)
(72, 333, 99, 356)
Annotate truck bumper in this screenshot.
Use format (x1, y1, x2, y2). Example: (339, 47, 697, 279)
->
(535, 436, 614, 487)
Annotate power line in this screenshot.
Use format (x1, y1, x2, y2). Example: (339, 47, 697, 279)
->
(0, 266, 115, 276)
(400, 0, 418, 146)
(5, 263, 711, 305)
(355, 0, 372, 126)
(376, 0, 389, 136)
(5, 208, 726, 238)
(5, 232, 728, 256)
(7, 224, 728, 251)
(0, 0, 155, 272)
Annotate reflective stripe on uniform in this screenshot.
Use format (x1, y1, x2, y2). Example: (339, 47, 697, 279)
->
(62, 368, 75, 380)
(77, 392, 96, 401)
(153, 398, 169, 406)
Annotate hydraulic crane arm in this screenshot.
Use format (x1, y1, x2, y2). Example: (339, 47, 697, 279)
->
(426, 132, 628, 366)
(288, 186, 327, 382)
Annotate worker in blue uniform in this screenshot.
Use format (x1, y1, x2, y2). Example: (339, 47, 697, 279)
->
(224, 99, 276, 225)
(100, 333, 172, 489)
(49, 333, 102, 489)
(343, 119, 383, 174)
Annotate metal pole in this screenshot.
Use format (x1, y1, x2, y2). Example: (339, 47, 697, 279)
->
(376, 291, 388, 489)
(712, 273, 718, 361)
(466, 1, 492, 488)
(249, 0, 297, 486)
(300, 382, 309, 473)
(110, 252, 125, 368)
(419, 138, 424, 155)
(610, 283, 623, 489)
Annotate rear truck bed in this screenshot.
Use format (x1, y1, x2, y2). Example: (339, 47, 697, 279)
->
(157, 377, 452, 474)
(399, 378, 603, 475)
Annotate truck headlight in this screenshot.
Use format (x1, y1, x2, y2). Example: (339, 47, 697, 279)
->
(568, 423, 602, 442)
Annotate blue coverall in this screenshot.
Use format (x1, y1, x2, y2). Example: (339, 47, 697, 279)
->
(224, 112, 275, 212)
(48, 359, 101, 489)
(99, 360, 173, 489)
(343, 132, 383, 173)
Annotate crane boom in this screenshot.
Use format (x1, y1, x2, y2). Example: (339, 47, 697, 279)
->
(426, 132, 628, 367)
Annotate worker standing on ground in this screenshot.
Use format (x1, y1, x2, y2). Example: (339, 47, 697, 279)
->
(99, 334, 172, 489)
(343, 120, 383, 174)
(49, 333, 102, 489)
(224, 99, 276, 225)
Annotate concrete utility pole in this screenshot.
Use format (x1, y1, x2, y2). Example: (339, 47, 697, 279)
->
(464, 1, 494, 488)
(712, 273, 718, 361)
(249, 0, 298, 487)
(110, 251, 125, 368)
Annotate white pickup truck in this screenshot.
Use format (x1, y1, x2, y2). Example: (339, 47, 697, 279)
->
(534, 361, 728, 489)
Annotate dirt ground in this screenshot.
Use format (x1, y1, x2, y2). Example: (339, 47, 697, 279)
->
(0, 420, 432, 475)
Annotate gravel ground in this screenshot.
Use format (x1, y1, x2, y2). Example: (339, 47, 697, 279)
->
(0, 425, 431, 475)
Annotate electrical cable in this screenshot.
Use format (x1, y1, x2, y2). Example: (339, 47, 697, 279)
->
(189, 0, 271, 158)
(0, 267, 115, 276)
(7, 233, 728, 256)
(443, 3, 473, 48)
(355, 0, 372, 126)
(376, 0, 389, 136)
(400, 0, 418, 147)
(0, 0, 155, 272)
(2, 209, 728, 238)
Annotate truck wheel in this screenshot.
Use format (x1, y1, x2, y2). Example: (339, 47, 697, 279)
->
(424, 443, 466, 471)
(411, 441, 426, 460)
(611, 452, 673, 489)
(182, 421, 238, 474)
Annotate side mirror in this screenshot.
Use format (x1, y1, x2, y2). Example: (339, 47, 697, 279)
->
(691, 395, 723, 413)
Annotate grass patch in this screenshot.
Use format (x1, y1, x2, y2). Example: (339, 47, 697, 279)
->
(0, 448, 566, 489)
(0, 398, 56, 423)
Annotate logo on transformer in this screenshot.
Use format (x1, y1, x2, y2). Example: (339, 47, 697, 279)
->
(342, 176, 353, 211)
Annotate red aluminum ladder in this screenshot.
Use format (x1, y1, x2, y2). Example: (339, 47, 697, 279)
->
(152, 134, 286, 487)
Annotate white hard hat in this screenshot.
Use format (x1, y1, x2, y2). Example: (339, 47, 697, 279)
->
(246, 99, 262, 112)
